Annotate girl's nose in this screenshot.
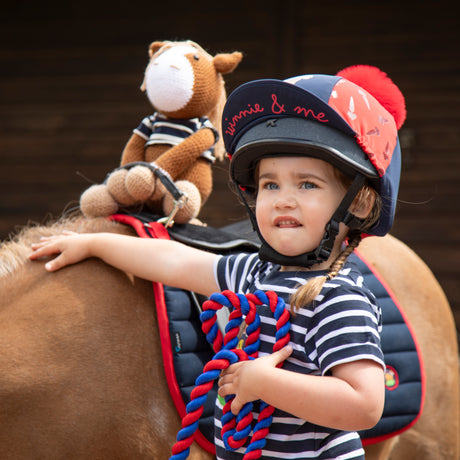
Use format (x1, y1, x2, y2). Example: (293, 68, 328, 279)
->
(274, 190, 297, 209)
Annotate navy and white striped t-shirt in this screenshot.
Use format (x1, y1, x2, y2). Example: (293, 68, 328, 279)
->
(213, 252, 384, 460)
(134, 112, 218, 163)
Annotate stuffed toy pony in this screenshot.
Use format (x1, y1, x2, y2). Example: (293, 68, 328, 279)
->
(80, 40, 242, 224)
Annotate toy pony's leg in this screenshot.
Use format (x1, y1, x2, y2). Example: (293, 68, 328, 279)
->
(161, 160, 212, 224)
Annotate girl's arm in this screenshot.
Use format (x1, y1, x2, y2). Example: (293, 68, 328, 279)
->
(218, 347, 385, 431)
(29, 232, 220, 296)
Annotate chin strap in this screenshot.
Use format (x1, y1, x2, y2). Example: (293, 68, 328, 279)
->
(238, 174, 365, 268)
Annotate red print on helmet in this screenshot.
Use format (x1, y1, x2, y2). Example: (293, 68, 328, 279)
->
(328, 79, 397, 177)
(271, 94, 286, 114)
(224, 103, 265, 136)
(223, 92, 328, 137)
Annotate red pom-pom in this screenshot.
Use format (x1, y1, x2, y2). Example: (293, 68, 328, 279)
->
(337, 65, 406, 129)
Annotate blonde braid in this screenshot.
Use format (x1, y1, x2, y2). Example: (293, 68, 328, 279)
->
(290, 231, 363, 311)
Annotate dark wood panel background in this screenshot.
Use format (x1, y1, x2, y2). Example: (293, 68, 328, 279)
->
(1, 1, 459, 326)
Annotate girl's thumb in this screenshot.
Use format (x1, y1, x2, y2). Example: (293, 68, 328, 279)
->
(273, 345, 293, 366)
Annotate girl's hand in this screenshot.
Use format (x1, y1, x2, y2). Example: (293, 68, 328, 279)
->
(29, 231, 93, 271)
(218, 345, 292, 415)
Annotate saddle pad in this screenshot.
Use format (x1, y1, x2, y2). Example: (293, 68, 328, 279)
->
(118, 212, 260, 253)
(350, 250, 425, 445)
(110, 214, 425, 452)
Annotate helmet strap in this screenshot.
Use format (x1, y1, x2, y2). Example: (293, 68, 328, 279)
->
(237, 174, 365, 268)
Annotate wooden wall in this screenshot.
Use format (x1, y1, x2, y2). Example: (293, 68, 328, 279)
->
(1, 1, 459, 325)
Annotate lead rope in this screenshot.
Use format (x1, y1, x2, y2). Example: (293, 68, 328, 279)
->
(170, 290, 291, 460)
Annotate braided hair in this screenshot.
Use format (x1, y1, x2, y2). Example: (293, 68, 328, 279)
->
(290, 182, 381, 311)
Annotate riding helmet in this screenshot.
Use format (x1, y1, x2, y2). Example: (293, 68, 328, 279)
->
(222, 65, 406, 266)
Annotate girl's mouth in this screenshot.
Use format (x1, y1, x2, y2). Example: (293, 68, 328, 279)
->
(275, 217, 301, 228)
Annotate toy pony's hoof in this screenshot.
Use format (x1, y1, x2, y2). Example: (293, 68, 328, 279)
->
(125, 165, 156, 202)
(106, 168, 137, 206)
(163, 180, 201, 224)
(80, 184, 119, 218)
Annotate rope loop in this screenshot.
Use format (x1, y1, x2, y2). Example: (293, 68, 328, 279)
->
(170, 290, 290, 460)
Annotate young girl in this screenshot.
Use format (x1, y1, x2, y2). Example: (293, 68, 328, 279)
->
(30, 65, 406, 459)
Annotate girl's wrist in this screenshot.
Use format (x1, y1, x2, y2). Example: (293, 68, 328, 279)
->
(85, 232, 105, 259)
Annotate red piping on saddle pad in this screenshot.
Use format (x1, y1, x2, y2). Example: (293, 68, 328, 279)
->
(354, 248, 426, 446)
(109, 214, 215, 454)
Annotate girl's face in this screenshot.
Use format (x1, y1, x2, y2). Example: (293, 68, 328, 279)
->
(255, 156, 349, 268)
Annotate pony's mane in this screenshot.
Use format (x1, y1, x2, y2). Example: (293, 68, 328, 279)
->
(0, 216, 129, 278)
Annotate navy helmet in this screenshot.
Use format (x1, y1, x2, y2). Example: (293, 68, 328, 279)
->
(222, 66, 405, 267)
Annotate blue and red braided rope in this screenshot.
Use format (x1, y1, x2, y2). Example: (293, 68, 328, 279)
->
(170, 290, 290, 460)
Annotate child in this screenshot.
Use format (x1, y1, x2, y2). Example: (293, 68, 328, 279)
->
(30, 65, 406, 459)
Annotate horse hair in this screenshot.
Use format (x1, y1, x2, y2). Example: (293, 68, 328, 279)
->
(0, 215, 128, 278)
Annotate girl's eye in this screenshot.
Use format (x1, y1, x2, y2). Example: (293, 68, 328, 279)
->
(300, 181, 316, 190)
(260, 181, 278, 191)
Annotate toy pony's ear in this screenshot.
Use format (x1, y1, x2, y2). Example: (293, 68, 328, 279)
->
(141, 41, 168, 91)
(148, 41, 167, 58)
(213, 51, 243, 75)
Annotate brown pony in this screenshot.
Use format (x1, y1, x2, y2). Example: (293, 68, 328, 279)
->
(0, 216, 458, 460)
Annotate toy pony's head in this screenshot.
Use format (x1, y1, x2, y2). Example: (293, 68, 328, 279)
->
(140, 40, 242, 160)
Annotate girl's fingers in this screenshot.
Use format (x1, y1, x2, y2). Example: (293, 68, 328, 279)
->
(231, 396, 244, 415)
(30, 241, 50, 250)
(45, 256, 65, 272)
(218, 379, 235, 398)
(32, 232, 74, 246)
(30, 232, 73, 254)
(37, 235, 58, 242)
(218, 374, 230, 388)
(29, 245, 69, 271)
(272, 345, 293, 364)
(29, 240, 62, 259)
(29, 232, 88, 272)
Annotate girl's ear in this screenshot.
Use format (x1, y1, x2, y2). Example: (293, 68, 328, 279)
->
(350, 187, 376, 219)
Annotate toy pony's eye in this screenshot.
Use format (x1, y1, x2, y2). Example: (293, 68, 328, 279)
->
(193, 55, 200, 61)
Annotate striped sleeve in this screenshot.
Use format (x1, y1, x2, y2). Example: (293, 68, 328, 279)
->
(308, 286, 385, 375)
(199, 116, 219, 142)
(133, 115, 155, 140)
(145, 118, 195, 146)
(214, 253, 261, 293)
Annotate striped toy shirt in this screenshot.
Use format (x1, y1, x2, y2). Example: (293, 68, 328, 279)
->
(133, 112, 218, 163)
(213, 252, 384, 460)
